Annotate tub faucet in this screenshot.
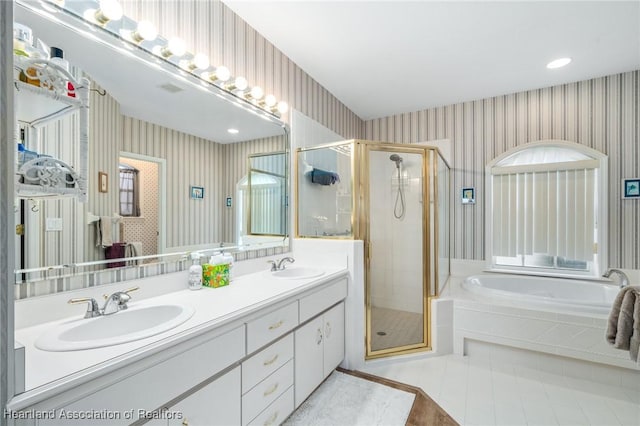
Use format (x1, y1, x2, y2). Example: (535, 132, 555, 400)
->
(603, 269, 630, 288)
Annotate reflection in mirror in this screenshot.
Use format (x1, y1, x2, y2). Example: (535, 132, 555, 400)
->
(13, 1, 289, 298)
(245, 152, 287, 241)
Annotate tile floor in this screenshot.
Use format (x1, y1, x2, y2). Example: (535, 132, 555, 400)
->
(371, 306, 424, 351)
(362, 354, 640, 425)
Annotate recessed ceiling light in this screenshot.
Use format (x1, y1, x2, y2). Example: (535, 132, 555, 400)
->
(546, 57, 572, 69)
(227, 128, 239, 134)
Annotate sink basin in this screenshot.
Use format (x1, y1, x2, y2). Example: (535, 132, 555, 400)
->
(271, 267, 325, 280)
(35, 304, 195, 352)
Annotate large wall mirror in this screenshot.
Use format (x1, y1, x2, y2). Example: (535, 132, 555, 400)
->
(13, 0, 289, 297)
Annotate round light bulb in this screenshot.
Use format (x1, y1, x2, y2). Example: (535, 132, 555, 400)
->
(132, 20, 158, 42)
(249, 86, 264, 100)
(215, 66, 231, 82)
(95, 0, 123, 24)
(192, 53, 210, 70)
(277, 101, 289, 114)
(234, 77, 248, 91)
(546, 57, 572, 69)
(161, 37, 186, 58)
(264, 94, 277, 108)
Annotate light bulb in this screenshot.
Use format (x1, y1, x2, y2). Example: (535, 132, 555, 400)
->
(225, 76, 248, 92)
(160, 37, 186, 58)
(262, 94, 277, 108)
(276, 101, 289, 114)
(546, 57, 571, 69)
(203, 66, 231, 83)
(94, 0, 123, 25)
(131, 20, 157, 43)
(192, 53, 210, 70)
(247, 86, 264, 101)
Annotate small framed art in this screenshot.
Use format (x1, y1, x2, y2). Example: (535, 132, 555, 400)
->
(98, 172, 108, 193)
(462, 187, 475, 204)
(190, 185, 204, 200)
(623, 178, 640, 199)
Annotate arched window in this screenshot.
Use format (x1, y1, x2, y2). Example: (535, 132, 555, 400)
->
(486, 140, 607, 278)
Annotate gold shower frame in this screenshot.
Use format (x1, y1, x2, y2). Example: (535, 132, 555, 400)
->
(295, 140, 450, 359)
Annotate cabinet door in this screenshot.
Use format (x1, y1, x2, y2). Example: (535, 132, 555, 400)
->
(293, 316, 324, 408)
(168, 367, 240, 426)
(323, 302, 345, 377)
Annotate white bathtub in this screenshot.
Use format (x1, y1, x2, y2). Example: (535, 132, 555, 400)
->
(462, 273, 619, 315)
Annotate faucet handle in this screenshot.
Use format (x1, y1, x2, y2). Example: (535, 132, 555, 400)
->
(68, 297, 102, 318)
(123, 286, 139, 294)
(267, 260, 277, 271)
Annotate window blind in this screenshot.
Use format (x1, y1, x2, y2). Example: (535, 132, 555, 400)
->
(491, 165, 596, 262)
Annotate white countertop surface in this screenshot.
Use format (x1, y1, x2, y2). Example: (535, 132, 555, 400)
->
(13, 266, 347, 407)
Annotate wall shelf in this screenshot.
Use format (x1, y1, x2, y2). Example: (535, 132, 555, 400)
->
(14, 56, 90, 201)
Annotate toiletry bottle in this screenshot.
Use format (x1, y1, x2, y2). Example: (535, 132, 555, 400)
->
(49, 47, 75, 97)
(221, 252, 234, 282)
(188, 253, 203, 290)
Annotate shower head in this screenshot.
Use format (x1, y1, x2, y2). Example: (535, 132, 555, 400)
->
(389, 154, 403, 168)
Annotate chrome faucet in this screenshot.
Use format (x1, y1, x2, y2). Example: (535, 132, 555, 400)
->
(68, 287, 139, 318)
(603, 269, 630, 288)
(267, 257, 295, 271)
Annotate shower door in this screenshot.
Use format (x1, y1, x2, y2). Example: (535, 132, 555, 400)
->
(361, 144, 431, 358)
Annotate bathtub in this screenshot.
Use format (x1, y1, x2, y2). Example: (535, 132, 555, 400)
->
(461, 273, 619, 316)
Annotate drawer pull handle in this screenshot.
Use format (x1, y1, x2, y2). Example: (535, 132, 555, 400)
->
(263, 354, 279, 366)
(264, 411, 279, 426)
(316, 328, 323, 345)
(268, 320, 284, 330)
(325, 321, 332, 338)
(263, 382, 279, 397)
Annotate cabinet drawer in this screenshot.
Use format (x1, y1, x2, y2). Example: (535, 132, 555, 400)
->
(169, 367, 240, 426)
(242, 359, 294, 425)
(299, 278, 348, 323)
(242, 334, 293, 394)
(247, 386, 294, 426)
(246, 301, 298, 353)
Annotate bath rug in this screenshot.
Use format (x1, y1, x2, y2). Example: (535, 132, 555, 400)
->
(284, 370, 415, 426)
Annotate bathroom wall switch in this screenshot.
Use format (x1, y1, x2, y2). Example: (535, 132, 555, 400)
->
(46, 217, 63, 231)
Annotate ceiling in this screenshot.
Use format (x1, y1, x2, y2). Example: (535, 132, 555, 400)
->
(224, 1, 640, 120)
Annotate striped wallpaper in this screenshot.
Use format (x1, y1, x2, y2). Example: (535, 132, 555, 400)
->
(365, 70, 640, 269)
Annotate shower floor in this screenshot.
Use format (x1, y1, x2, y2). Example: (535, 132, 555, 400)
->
(370, 306, 424, 352)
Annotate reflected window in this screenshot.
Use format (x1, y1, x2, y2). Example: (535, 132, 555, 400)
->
(487, 141, 607, 277)
(119, 163, 140, 217)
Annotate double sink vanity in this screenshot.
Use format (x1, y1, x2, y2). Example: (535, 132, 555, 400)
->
(9, 263, 349, 425)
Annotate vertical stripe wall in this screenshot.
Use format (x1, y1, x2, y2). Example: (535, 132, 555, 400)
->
(120, 0, 364, 140)
(365, 71, 640, 270)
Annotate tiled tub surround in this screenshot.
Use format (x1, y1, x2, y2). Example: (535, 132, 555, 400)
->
(11, 263, 347, 405)
(450, 272, 640, 372)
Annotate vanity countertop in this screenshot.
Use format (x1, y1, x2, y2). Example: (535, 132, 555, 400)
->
(12, 266, 348, 408)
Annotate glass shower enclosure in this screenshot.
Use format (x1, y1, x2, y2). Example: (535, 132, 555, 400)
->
(296, 140, 450, 359)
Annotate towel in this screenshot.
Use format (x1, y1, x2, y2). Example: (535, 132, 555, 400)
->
(95, 216, 113, 248)
(307, 168, 340, 186)
(105, 242, 126, 268)
(606, 286, 640, 364)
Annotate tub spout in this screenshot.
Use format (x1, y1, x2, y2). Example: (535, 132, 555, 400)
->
(603, 269, 630, 288)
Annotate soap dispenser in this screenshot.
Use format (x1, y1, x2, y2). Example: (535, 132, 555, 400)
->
(188, 253, 203, 290)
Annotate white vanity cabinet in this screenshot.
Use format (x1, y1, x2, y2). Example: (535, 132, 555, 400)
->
(10, 272, 349, 426)
(294, 302, 345, 407)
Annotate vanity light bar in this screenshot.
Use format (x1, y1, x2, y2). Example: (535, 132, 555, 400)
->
(67, 0, 288, 117)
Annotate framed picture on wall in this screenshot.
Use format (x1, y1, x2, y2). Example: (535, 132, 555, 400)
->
(462, 187, 475, 204)
(190, 185, 204, 200)
(98, 172, 108, 193)
(623, 178, 640, 199)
